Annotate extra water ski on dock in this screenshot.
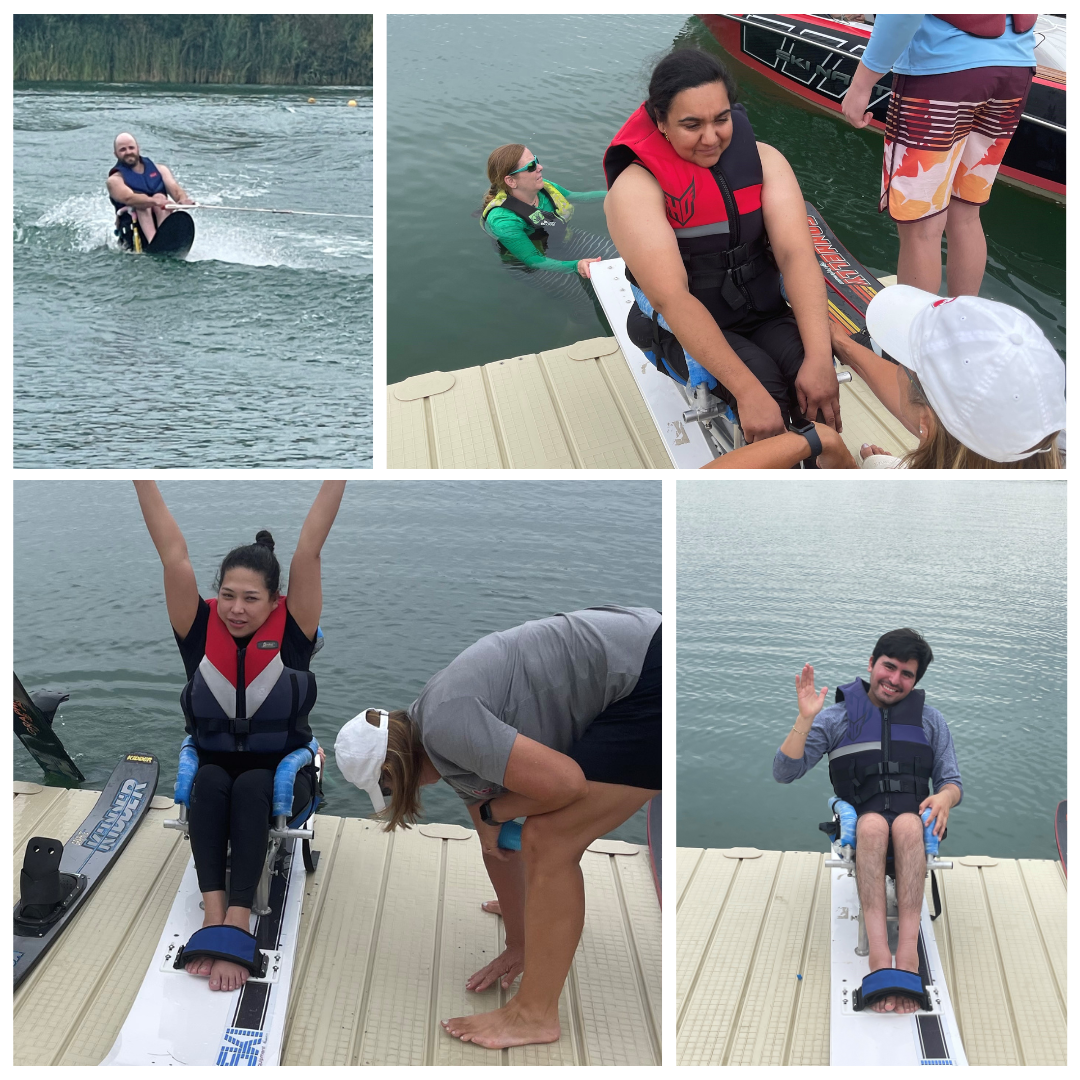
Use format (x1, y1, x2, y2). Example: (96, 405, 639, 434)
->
(14, 753, 159, 988)
(14, 672, 84, 783)
(103, 832, 310, 1066)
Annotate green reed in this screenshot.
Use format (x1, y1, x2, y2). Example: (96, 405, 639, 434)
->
(14, 15, 373, 86)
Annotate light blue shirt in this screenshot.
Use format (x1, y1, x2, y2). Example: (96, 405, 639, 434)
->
(862, 15, 1036, 77)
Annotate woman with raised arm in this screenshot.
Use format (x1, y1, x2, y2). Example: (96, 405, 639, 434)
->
(334, 605, 662, 1050)
(134, 479, 345, 992)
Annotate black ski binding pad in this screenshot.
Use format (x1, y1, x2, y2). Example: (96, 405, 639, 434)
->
(14, 837, 86, 932)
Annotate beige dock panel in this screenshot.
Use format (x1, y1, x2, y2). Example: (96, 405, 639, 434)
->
(388, 338, 673, 469)
(837, 363, 919, 461)
(676, 847, 1065, 1066)
(14, 786, 660, 1066)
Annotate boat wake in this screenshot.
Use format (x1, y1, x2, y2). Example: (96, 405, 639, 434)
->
(26, 191, 371, 273)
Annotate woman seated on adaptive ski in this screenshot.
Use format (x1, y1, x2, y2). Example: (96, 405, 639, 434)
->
(604, 49, 841, 445)
(134, 479, 345, 992)
(334, 605, 661, 1050)
(481, 144, 613, 279)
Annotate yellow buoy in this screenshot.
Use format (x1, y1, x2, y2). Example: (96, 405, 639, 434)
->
(307, 97, 316, 104)
(348, 100, 357, 107)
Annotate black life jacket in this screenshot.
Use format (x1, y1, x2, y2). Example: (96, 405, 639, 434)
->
(481, 181, 573, 256)
(181, 598, 316, 754)
(604, 102, 785, 328)
(827, 679, 934, 817)
(108, 155, 166, 211)
(934, 14, 1037, 37)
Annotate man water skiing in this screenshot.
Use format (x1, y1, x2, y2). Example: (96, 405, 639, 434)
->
(106, 132, 193, 247)
(773, 629, 962, 1013)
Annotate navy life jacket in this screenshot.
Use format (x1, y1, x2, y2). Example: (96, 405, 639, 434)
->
(604, 102, 785, 328)
(108, 155, 166, 211)
(181, 598, 316, 754)
(827, 678, 934, 817)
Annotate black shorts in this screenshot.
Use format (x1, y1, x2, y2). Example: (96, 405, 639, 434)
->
(566, 625, 661, 791)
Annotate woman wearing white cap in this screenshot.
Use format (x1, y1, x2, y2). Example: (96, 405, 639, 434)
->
(334, 606, 661, 1050)
(704, 285, 1064, 468)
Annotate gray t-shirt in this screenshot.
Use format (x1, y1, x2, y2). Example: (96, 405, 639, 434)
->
(409, 606, 661, 803)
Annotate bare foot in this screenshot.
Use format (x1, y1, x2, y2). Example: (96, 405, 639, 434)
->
(208, 957, 250, 993)
(480, 900, 502, 916)
(441, 1001, 560, 1049)
(185, 956, 213, 977)
(860, 443, 893, 460)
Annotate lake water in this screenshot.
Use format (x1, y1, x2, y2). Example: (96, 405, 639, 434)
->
(387, 14, 1065, 383)
(14, 479, 662, 844)
(14, 84, 372, 467)
(677, 474, 1065, 861)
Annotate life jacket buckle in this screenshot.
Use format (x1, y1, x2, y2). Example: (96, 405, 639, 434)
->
(231, 718, 251, 736)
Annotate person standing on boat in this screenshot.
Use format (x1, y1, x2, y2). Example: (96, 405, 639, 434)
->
(134, 479, 344, 993)
(604, 49, 840, 444)
(480, 145, 613, 279)
(335, 606, 661, 1050)
(840, 15, 1037, 297)
(107, 132, 193, 247)
(774, 631, 963, 1015)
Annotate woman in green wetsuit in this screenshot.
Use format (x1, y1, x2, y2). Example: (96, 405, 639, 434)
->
(480, 143, 614, 279)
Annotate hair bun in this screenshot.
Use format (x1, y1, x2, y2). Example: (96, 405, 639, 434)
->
(254, 530, 275, 552)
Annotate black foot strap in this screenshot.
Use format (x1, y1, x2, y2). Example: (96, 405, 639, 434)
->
(852, 968, 930, 1012)
(174, 925, 268, 978)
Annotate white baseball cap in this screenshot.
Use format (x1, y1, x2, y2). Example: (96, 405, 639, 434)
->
(865, 285, 1065, 462)
(334, 709, 389, 813)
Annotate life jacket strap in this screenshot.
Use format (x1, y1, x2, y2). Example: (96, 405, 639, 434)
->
(682, 236, 773, 305)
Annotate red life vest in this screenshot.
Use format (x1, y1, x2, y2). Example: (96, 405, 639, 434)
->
(934, 14, 1037, 37)
(181, 597, 316, 754)
(604, 102, 785, 327)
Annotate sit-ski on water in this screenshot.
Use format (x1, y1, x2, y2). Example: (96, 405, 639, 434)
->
(102, 738, 322, 1067)
(824, 796, 967, 1066)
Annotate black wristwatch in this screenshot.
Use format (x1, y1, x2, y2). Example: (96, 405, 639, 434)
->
(479, 799, 500, 826)
(790, 420, 822, 467)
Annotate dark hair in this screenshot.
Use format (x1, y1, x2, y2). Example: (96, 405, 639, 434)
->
(871, 629, 934, 684)
(215, 530, 281, 596)
(645, 48, 738, 123)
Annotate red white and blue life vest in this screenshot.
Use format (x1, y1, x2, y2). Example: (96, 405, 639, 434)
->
(181, 598, 316, 754)
(827, 679, 934, 817)
(108, 155, 166, 211)
(604, 102, 785, 327)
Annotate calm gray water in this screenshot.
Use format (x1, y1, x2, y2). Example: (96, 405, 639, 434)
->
(388, 15, 1065, 383)
(678, 474, 1065, 861)
(14, 84, 372, 467)
(14, 480, 661, 844)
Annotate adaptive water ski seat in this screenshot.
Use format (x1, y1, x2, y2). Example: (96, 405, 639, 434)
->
(853, 968, 932, 1013)
(165, 736, 322, 915)
(173, 924, 269, 978)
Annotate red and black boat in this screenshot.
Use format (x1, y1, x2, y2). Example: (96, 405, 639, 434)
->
(697, 14, 1065, 201)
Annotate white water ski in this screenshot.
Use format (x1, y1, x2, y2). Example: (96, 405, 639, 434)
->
(590, 259, 718, 469)
(102, 835, 308, 1066)
(830, 867, 967, 1065)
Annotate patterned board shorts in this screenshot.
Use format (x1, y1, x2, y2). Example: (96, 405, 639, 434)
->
(880, 66, 1034, 222)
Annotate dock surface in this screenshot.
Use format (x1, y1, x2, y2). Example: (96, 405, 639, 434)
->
(387, 338, 915, 470)
(676, 846, 1066, 1066)
(13, 782, 661, 1066)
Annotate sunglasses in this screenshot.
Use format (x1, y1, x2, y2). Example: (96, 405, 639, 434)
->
(508, 156, 540, 175)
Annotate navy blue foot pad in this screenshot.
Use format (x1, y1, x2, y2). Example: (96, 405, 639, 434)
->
(853, 968, 931, 1012)
(174, 924, 268, 978)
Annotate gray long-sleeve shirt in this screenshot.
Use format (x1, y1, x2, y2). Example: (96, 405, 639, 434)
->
(773, 698, 963, 803)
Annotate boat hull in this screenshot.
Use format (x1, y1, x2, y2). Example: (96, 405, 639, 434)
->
(698, 13, 1065, 201)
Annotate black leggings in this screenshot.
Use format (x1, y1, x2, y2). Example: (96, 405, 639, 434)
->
(628, 304, 809, 425)
(188, 764, 315, 909)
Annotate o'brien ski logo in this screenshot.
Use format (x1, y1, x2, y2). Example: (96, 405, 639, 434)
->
(82, 778, 148, 852)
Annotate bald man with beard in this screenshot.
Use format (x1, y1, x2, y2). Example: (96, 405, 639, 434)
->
(107, 132, 192, 246)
